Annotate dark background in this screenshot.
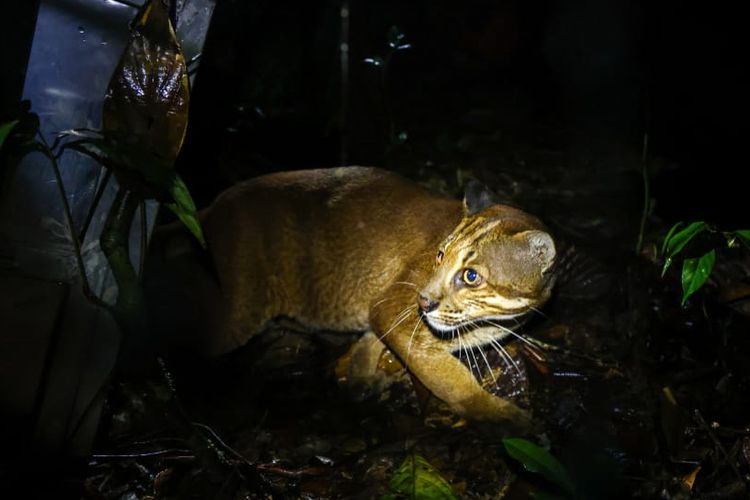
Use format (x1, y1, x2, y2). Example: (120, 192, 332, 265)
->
(176, 0, 746, 227)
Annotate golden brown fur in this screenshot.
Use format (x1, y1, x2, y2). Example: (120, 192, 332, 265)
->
(149, 167, 555, 429)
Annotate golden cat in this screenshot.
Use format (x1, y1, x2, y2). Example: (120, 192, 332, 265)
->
(148, 167, 556, 429)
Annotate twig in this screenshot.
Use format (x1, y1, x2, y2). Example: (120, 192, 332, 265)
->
(693, 409, 745, 485)
(524, 336, 619, 370)
(155, 358, 275, 493)
(255, 464, 328, 478)
(92, 449, 193, 460)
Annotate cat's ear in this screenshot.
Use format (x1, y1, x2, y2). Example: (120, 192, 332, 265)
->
(463, 179, 499, 215)
(520, 230, 556, 274)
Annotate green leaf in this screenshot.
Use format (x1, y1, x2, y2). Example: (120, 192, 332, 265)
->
(164, 174, 205, 248)
(0, 119, 19, 150)
(661, 221, 709, 277)
(734, 229, 750, 247)
(384, 454, 456, 500)
(663, 221, 709, 257)
(681, 249, 716, 305)
(661, 222, 683, 255)
(503, 438, 576, 499)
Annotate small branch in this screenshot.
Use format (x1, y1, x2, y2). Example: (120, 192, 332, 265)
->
(92, 449, 193, 460)
(255, 463, 328, 478)
(693, 409, 745, 484)
(524, 337, 620, 370)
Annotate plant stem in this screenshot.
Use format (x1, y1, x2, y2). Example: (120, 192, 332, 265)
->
(37, 133, 105, 307)
(78, 168, 112, 243)
(635, 131, 650, 254)
(101, 188, 148, 365)
(138, 199, 147, 280)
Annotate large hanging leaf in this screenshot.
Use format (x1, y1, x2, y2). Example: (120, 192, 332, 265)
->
(502, 438, 576, 499)
(55, 1, 202, 245)
(383, 454, 456, 500)
(103, 0, 190, 163)
(680, 250, 716, 305)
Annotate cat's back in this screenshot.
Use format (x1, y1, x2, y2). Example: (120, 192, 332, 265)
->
(208, 166, 428, 213)
(203, 166, 461, 246)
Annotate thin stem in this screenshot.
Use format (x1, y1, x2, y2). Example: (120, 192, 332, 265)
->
(381, 51, 395, 145)
(37, 132, 105, 307)
(636, 131, 650, 254)
(339, 0, 350, 166)
(101, 188, 141, 312)
(78, 168, 112, 243)
(138, 200, 147, 280)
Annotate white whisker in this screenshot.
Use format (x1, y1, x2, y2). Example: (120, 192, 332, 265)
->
(393, 281, 418, 289)
(487, 320, 535, 348)
(488, 337, 522, 376)
(467, 341, 482, 382)
(476, 344, 498, 386)
(465, 318, 498, 387)
(371, 296, 394, 310)
(405, 315, 422, 368)
(458, 325, 476, 380)
(378, 307, 415, 341)
(529, 305, 547, 319)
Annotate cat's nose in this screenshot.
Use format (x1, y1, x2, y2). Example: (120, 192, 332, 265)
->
(417, 294, 439, 313)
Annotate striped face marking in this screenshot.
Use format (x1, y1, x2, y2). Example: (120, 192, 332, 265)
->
(419, 211, 556, 347)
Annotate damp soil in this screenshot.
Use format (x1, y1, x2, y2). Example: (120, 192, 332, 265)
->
(75, 116, 750, 499)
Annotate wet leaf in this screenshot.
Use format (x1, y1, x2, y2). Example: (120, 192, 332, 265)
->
(364, 56, 384, 67)
(502, 438, 576, 499)
(661, 222, 683, 255)
(661, 221, 709, 276)
(0, 119, 19, 149)
(681, 250, 716, 305)
(734, 230, 750, 247)
(103, 0, 190, 164)
(681, 465, 701, 491)
(383, 454, 456, 500)
(58, 1, 203, 245)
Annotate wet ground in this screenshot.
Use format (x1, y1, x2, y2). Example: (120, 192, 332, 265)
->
(76, 112, 750, 499)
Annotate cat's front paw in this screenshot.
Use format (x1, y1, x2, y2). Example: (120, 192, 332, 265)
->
(456, 392, 542, 434)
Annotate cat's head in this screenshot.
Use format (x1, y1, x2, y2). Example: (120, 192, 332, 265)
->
(417, 181, 556, 345)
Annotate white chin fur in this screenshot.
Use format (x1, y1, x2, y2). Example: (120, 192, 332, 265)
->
(423, 312, 525, 333)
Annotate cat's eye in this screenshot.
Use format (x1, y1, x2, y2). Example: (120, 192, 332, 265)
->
(462, 268, 481, 286)
(436, 250, 444, 265)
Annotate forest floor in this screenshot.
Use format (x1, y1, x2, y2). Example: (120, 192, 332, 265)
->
(62, 104, 750, 499)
